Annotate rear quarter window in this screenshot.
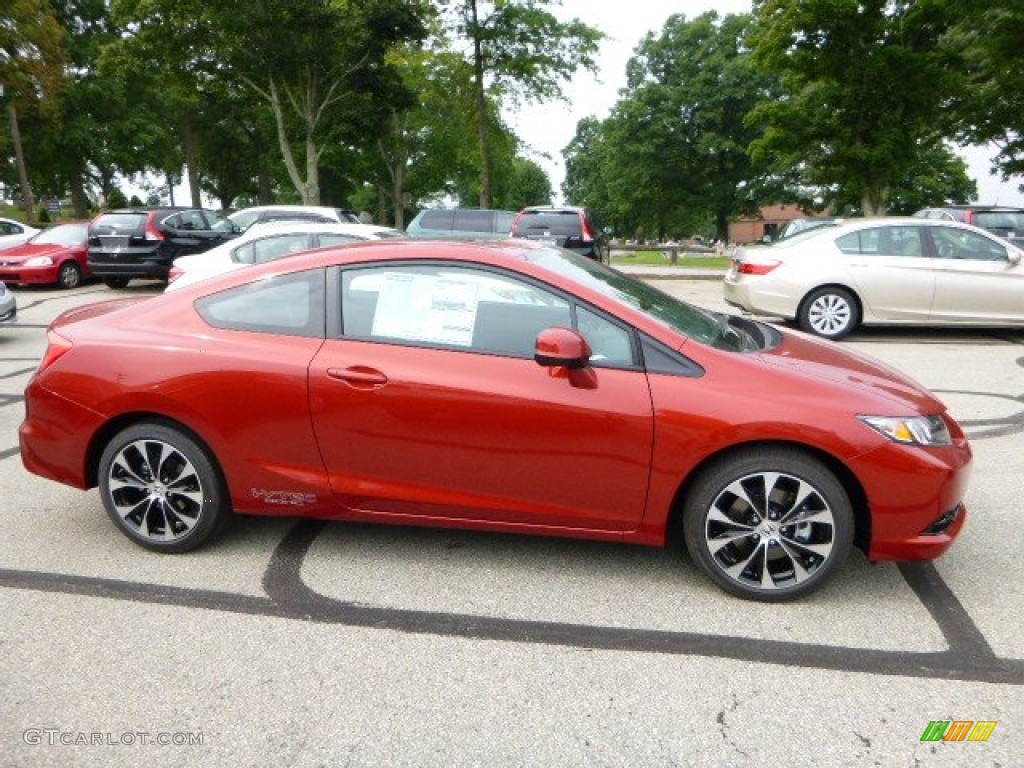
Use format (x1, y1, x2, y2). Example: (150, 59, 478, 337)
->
(91, 213, 147, 235)
(196, 269, 325, 337)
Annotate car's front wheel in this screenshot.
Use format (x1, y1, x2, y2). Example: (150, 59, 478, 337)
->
(58, 261, 82, 289)
(798, 287, 860, 339)
(683, 447, 854, 601)
(98, 423, 228, 552)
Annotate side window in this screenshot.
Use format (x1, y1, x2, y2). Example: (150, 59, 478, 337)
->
(177, 210, 207, 231)
(341, 265, 570, 357)
(836, 229, 881, 255)
(232, 233, 311, 265)
(231, 210, 260, 231)
(931, 227, 1008, 262)
(494, 211, 516, 234)
(419, 210, 453, 230)
(196, 269, 324, 337)
(876, 226, 923, 257)
(0, 221, 21, 235)
(317, 234, 361, 248)
(452, 209, 493, 232)
(576, 306, 634, 367)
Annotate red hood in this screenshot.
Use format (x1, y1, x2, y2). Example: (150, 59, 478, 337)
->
(0, 242, 80, 261)
(760, 329, 944, 414)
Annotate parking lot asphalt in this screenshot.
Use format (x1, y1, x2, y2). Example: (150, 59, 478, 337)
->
(1, 278, 1022, 767)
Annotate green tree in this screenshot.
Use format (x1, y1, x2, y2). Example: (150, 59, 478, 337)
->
(439, 0, 602, 207)
(747, 0, 963, 215)
(497, 156, 551, 209)
(565, 12, 777, 240)
(208, 0, 429, 206)
(0, 0, 66, 222)
(942, 1, 1024, 187)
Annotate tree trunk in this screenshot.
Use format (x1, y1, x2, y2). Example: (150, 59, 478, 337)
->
(181, 115, 202, 207)
(470, 0, 492, 208)
(68, 163, 91, 219)
(8, 105, 36, 224)
(861, 188, 888, 217)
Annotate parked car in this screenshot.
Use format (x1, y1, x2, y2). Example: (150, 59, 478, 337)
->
(724, 217, 1024, 339)
(228, 205, 361, 233)
(914, 205, 1024, 248)
(21, 239, 971, 602)
(0, 221, 91, 288)
(0, 217, 41, 251)
(0, 281, 15, 323)
(405, 207, 517, 239)
(167, 220, 403, 291)
(87, 208, 237, 288)
(511, 205, 608, 261)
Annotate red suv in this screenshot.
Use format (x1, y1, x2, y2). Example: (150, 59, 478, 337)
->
(87, 208, 237, 288)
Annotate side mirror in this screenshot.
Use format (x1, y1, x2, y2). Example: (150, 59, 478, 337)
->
(534, 327, 591, 370)
(1008, 250, 1022, 265)
(762, 234, 773, 244)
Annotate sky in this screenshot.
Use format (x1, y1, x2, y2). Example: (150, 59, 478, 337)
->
(509, 0, 1024, 206)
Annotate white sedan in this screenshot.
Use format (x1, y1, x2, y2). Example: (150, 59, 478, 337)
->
(723, 217, 1024, 339)
(167, 220, 403, 291)
(0, 217, 40, 251)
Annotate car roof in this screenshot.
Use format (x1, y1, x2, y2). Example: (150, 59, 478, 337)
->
(236, 220, 400, 239)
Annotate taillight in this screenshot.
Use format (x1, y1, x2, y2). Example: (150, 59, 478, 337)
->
(168, 266, 184, 282)
(738, 260, 781, 275)
(145, 212, 165, 241)
(964, 211, 974, 225)
(37, 330, 73, 373)
(580, 213, 596, 241)
(510, 212, 524, 236)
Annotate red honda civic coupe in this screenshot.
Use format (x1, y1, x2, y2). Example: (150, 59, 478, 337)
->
(19, 239, 971, 601)
(0, 221, 91, 289)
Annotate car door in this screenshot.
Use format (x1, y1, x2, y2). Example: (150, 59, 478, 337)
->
(308, 262, 655, 531)
(161, 210, 223, 258)
(836, 225, 936, 321)
(927, 225, 1024, 323)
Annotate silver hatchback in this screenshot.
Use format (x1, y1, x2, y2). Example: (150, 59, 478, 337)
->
(0, 281, 16, 324)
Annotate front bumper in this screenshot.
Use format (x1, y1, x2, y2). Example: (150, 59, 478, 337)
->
(0, 266, 60, 285)
(850, 436, 973, 562)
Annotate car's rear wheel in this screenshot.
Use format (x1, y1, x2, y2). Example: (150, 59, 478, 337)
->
(798, 287, 859, 339)
(102, 277, 131, 289)
(57, 261, 82, 289)
(682, 447, 853, 601)
(98, 423, 228, 552)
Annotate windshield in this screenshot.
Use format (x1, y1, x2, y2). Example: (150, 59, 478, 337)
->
(30, 223, 89, 246)
(532, 248, 755, 351)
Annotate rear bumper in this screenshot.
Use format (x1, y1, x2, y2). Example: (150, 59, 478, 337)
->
(19, 382, 104, 489)
(87, 261, 171, 279)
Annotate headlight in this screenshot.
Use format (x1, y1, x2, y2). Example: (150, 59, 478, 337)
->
(24, 256, 54, 267)
(858, 414, 952, 446)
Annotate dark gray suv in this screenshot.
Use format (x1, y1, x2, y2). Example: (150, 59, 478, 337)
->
(510, 206, 609, 262)
(914, 205, 1024, 249)
(88, 208, 237, 288)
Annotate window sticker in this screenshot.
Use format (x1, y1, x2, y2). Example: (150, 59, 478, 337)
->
(371, 272, 481, 347)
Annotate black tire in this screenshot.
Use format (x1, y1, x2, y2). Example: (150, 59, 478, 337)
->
(57, 261, 82, 289)
(682, 447, 854, 602)
(102, 277, 131, 289)
(98, 423, 228, 553)
(798, 287, 860, 339)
